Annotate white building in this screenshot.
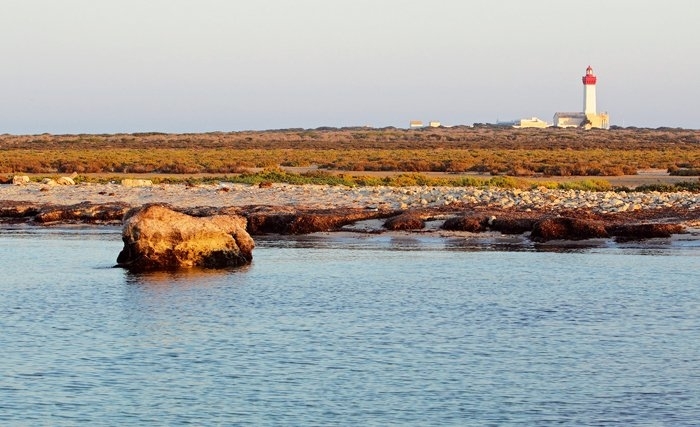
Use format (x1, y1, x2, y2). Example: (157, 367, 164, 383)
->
(409, 120, 442, 128)
(553, 112, 587, 128)
(514, 117, 549, 128)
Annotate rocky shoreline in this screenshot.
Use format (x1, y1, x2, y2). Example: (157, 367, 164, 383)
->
(1, 182, 699, 242)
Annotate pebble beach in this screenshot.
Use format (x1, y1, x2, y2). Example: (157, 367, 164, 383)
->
(2, 181, 699, 214)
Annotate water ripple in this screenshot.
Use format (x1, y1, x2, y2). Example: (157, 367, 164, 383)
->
(1, 230, 699, 425)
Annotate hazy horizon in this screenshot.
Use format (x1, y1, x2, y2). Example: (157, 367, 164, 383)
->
(2, 1, 698, 134)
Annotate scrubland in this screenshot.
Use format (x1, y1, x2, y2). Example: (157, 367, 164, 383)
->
(1, 126, 699, 191)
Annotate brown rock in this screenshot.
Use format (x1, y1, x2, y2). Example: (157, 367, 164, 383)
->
(246, 213, 295, 234)
(489, 217, 537, 234)
(246, 208, 391, 235)
(530, 217, 608, 242)
(0, 201, 42, 219)
(441, 215, 486, 232)
(34, 202, 130, 224)
(116, 204, 254, 271)
(608, 223, 685, 241)
(180, 206, 242, 217)
(384, 212, 425, 231)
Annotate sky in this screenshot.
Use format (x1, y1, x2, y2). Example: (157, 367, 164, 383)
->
(1, 0, 699, 134)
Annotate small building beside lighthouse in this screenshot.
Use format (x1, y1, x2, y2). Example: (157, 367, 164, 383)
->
(554, 66, 609, 129)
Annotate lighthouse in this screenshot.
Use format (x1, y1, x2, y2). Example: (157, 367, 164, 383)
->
(554, 65, 609, 129)
(582, 65, 597, 115)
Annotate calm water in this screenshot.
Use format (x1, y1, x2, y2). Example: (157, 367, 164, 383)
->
(1, 227, 699, 426)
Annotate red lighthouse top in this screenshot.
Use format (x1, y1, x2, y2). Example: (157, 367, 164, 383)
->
(582, 65, 597, 85)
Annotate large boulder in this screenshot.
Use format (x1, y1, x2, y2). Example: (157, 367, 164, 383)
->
(116, 204, 254, 271)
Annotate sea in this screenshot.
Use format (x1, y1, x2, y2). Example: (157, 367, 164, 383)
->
(1, 226, 699, 426)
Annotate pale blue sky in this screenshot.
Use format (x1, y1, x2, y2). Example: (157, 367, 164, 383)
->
(1, 0, 698, 133)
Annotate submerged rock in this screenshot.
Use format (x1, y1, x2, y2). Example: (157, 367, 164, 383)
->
(117, 204, 254, 271)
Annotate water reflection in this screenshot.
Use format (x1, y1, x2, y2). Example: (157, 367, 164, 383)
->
(124, 265, 252, 287)
(255, 234, 338, 249)
(444, 234, 534, 252)
(0, 224, 121, 240)
(254, 231, 700, 256)
(387, 235, 424, 249)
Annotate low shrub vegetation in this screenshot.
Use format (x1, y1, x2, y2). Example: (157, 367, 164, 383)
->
(2, 128, 699, 185)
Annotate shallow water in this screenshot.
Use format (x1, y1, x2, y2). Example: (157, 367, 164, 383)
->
(1, 227, 699, 426)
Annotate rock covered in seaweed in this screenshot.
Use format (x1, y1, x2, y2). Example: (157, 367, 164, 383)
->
(245, 207, 391, 234)
(441, 215, 487, 232)
(530, 217, 608, 242)
(35, 202, 130, 224)
(116, 204, 254, 271)
(607, 223, 685, 242)
(383, 212, 425, 231)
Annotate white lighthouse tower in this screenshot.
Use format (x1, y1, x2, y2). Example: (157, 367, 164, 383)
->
(582, 65, 597, 115)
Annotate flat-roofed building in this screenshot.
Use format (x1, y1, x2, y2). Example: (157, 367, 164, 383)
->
(515, 117, 549, 128)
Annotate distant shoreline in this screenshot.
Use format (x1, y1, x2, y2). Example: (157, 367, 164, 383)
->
(2, 127, 700, 180)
